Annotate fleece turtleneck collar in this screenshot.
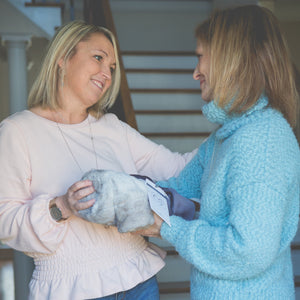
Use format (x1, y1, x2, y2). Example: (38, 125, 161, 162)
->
(201, 95, 269, 140)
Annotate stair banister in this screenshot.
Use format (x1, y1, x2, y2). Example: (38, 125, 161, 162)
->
(84, 0, 138, 130)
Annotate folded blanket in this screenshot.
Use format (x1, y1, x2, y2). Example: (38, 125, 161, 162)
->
(79, 169, 195, 233)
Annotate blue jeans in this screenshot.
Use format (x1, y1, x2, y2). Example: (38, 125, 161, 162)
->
(88, 276, 160, 300)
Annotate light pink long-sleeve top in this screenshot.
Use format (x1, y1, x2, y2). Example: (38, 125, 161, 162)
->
(0, 111, 195, 300)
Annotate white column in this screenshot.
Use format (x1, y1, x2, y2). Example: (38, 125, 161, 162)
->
(1, 34, 31, 113)
(1, 34, 33, 300)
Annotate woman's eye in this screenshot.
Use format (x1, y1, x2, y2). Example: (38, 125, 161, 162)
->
(94, 55, 103, 61)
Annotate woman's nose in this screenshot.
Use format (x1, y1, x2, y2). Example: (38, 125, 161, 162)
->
(102, 65, 112, 80)
(193, 65, 200, 80)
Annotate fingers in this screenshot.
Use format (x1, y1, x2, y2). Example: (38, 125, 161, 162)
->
(63, 180, 96, 215)
(133, 217, 162, 237)
(68, 180, 94, 194)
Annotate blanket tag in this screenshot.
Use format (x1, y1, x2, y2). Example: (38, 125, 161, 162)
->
(146, 179, 171, 226)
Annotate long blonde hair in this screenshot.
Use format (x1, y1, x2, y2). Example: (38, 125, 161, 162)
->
(28, 20, 121, 117)
(195, 5, 299, 127)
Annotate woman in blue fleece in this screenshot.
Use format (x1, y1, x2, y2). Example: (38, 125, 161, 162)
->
(137, 5, 300, 300)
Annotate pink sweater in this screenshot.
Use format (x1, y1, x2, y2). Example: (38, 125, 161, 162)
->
(0, 111, 195, 300)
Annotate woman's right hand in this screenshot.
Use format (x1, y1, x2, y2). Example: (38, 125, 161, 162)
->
(51, 180, 96, 219)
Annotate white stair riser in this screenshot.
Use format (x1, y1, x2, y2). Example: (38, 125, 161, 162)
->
(160, 293, 190, 300)
(131, 93, 204, 111)
(292, 250, 300, 276)
(149, 237, 173, 248)
(157, 255, 191, 283)
(147, 136, 206, 153)
(293, 226, 300, 243)
(136, 114, 218, 133)
(126, 73, 199, 89)
(123, 55, 196, 70)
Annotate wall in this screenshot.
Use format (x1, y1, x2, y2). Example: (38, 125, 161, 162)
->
(111, 1, 211, 51)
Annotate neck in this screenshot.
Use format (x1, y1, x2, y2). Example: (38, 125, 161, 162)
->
(53, 109, 89, 124)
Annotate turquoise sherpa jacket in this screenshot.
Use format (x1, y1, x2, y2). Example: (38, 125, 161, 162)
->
(158, 96, 300, 300)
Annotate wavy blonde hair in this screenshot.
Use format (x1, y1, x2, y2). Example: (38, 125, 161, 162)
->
(28, 20, 121, 117)
(195, 5, 299, 127)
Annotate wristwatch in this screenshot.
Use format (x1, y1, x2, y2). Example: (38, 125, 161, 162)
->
(50, 203, 64, 222)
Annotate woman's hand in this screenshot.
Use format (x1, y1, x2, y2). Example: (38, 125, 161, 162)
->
(52, 180, 95, 219)
(134, 212, 163, 238)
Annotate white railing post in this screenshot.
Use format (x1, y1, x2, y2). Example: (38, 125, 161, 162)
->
(2, 34, 31, 113)
(1, 33, 34, 300)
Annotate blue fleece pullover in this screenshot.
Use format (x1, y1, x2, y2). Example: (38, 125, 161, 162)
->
(158, 96, 300, 299)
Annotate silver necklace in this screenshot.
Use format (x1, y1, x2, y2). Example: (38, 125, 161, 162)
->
(53, 112, 99, 173)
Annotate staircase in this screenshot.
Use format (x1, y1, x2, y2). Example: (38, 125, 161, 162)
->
(123, 51, 218, 153)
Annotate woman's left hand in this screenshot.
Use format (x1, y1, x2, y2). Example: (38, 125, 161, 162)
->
(134, 212, 163, 237)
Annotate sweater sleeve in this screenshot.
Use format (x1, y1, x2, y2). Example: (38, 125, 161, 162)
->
(161, 186, 288, 280)
(120, 117, 197, 181)
(0, 119, 68, 255)
(160, 119, 300, 280)
(156, 136, 213, 199)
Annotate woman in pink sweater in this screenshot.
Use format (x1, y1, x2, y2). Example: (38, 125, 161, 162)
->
(0, 21, 195, 300)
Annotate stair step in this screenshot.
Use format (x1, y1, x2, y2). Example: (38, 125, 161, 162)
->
(135, 110, 202, 115)
(122, 51, 196, 73)
(136, 114, 217, 133)
(127, 68, 193, 74)
(160, 293, 190, 300)
(0, 248, 13, 261)
(122, 51, 194, 56)
(157, 255, 191, 283)
(159, 281, 190, 294)
(144, 136, 205, 153)
(292, 244, 300, 250)
(144, 132, 210, 138)
(25, 2, 65, 9)
(295, 276, 300, 287)
(126, 73, 199, 89)
(131, 93, 204, 111)
(131, 88, 200, 94)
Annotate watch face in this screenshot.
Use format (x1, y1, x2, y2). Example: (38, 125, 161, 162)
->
(50, 205, 63, 221)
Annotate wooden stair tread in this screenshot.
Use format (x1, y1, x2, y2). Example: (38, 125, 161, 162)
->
(159, 281, 190, 294)
(292, 243, 300, 250)
(295, 275, 300, 287)
(0, 248, 13, 260)
(25, 2, 65, 9)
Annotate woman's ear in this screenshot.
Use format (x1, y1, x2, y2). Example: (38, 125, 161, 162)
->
(58, 57, 64, 69)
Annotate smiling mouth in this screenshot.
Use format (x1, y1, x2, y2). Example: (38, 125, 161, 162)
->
(92, 80, 104, 91)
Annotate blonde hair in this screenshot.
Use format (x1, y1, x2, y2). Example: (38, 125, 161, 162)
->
(195, 5, 299, 127)
(28, 20, 121, 117)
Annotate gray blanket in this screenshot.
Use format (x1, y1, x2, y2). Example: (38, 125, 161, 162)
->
(78, 169, 154, 233)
